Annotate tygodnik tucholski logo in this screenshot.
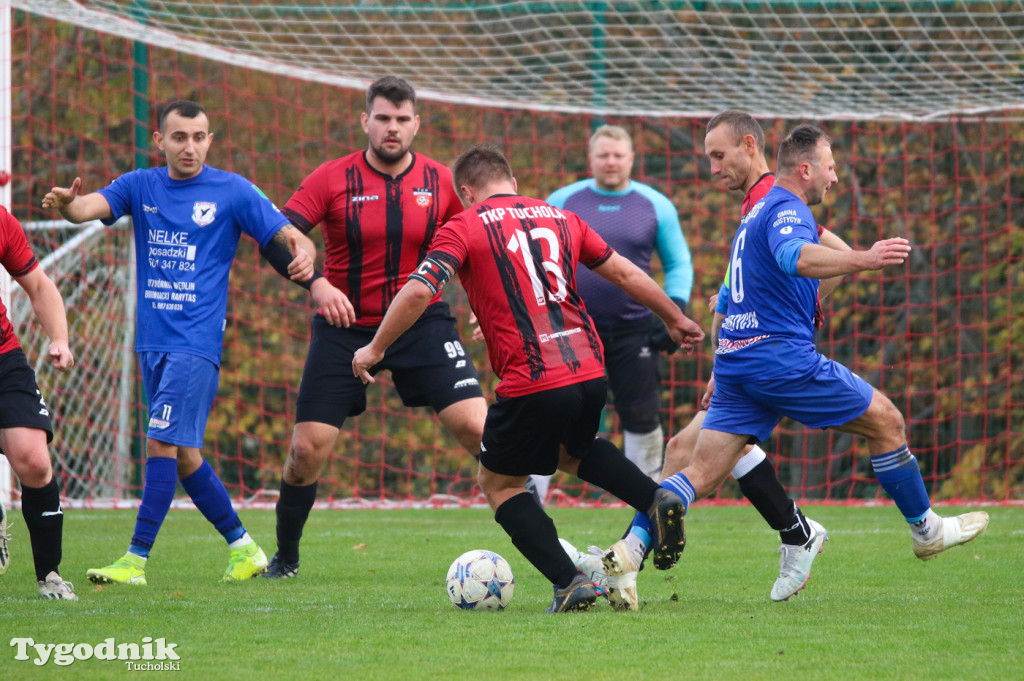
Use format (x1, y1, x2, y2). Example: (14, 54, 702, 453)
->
(10, 636, 181, 670)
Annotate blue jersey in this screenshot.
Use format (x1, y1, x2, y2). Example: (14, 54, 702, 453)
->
(714, 186, 820, 380)
(99, 165, 289, 366)
(547, 179, 692, 329)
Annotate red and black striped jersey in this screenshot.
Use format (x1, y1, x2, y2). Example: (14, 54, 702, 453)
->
(742, 172, 775, 217)
(427, 194, 613, 398)
(0, 207, 39, 354)
(283, 151, 460, 326)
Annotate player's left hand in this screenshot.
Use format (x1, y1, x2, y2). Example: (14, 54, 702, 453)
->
(352, 345, 383, 384)
(467, 311, 484, 342)
(286, 232, 315, 281)
(46, 340, 74, 371)
(863, 237, 912, 270)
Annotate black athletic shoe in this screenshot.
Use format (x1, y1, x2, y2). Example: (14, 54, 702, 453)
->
(544, 572, 598, 613)
(261, 552, 299, 579)
(647, 488, 686, 570)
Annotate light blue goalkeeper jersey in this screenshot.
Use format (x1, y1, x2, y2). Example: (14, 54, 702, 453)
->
(547, 179, 692, 329)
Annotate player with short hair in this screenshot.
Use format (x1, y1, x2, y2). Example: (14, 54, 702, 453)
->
(0, 205, 78, 599)
(353, 144, 704, 612)
(562, 111, 849, 608)
(263, 76, 488, 579)
(647, 125, 988, 593)
(526, 125, 692, 495)
(42, 99, 333, 585)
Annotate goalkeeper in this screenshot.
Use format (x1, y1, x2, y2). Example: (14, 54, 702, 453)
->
(529, 124, 692, 494)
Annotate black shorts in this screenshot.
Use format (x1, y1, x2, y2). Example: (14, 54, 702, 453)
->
(0, 349, 54, 449)
(480, 377, 606, 477)
(296, 302, 483, 427)
(599, 325, 660, 432)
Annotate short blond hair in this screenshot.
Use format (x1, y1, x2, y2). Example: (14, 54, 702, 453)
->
(589, 124, 633, 153)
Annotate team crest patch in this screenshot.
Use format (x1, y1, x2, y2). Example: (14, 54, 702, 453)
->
(192, 201, 217, 226)
(413, 188, 434, 208)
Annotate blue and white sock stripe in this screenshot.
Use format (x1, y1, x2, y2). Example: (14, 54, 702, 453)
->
(870, 445, 913, 473)
(660, 473, 695, 513)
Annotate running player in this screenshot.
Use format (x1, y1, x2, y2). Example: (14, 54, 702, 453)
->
(651, 125, 988, 597)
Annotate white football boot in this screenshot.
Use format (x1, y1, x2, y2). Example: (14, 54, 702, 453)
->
(771, 518, 827, 602)
(913, 511, 989, 561)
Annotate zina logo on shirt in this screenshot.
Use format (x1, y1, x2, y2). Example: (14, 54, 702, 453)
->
(192, 202, 217, 226)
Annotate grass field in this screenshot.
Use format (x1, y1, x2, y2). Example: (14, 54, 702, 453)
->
(1, 504, 1021, 680)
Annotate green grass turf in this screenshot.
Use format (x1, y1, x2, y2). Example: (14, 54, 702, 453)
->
(1, 505, 1021, 680)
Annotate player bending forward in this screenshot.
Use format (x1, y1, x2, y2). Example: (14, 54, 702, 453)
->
(353, 145, 704, 613)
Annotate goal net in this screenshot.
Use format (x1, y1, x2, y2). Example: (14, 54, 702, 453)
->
(4, 220, 136, 505)
(18, 0, 1024, 121)
(4, 2, 1022, 508)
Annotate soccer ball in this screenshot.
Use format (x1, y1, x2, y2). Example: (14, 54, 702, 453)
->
(445, 549, 515, 611)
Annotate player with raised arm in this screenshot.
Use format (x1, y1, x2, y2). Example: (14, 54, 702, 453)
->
(42, 99, 336, 586)
(353, 145, 704, 612)
(0, 206, 78, 599)
(262, 77, 487, 579)
(648, 125, 988, 595)
(563, 111, 852, 608)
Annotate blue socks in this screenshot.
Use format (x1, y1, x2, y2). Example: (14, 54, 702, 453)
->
(660, 473, 696, 512)
(627, 472, 697, 547)
(628, 513, 651, 547)
(871, 445, 931, 522)
(180, 460, 246, 544)
(130, 457, 178, 558)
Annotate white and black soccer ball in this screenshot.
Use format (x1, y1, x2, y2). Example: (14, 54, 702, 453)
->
(445, 549, 515, 611)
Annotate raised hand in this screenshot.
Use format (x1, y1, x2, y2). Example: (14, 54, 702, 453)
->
(41, 177, 82, 212)
(863, 237, 912, 270)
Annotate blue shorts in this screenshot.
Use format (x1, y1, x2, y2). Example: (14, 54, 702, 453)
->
(703, 354, 874, 442)
(138, 351, 220, 448)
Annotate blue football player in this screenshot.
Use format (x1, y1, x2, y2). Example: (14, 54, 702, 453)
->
(43, 100, 347, 586)
(644, 124, 989, 599)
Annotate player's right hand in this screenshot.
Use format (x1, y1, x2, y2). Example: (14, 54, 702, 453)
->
(311, 278, 355, 328)
(41, 177, 82, 211)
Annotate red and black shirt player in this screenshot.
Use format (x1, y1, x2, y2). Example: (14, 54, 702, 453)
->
(283, 150, 459, 326)
(352, 146, 700, 606)
(282, 149, 484, 427)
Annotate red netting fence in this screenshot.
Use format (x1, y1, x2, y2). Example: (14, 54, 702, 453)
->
(6, 13, 1022, 507)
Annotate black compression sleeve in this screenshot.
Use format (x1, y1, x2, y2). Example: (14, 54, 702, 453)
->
(259, 239, 322, 291)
